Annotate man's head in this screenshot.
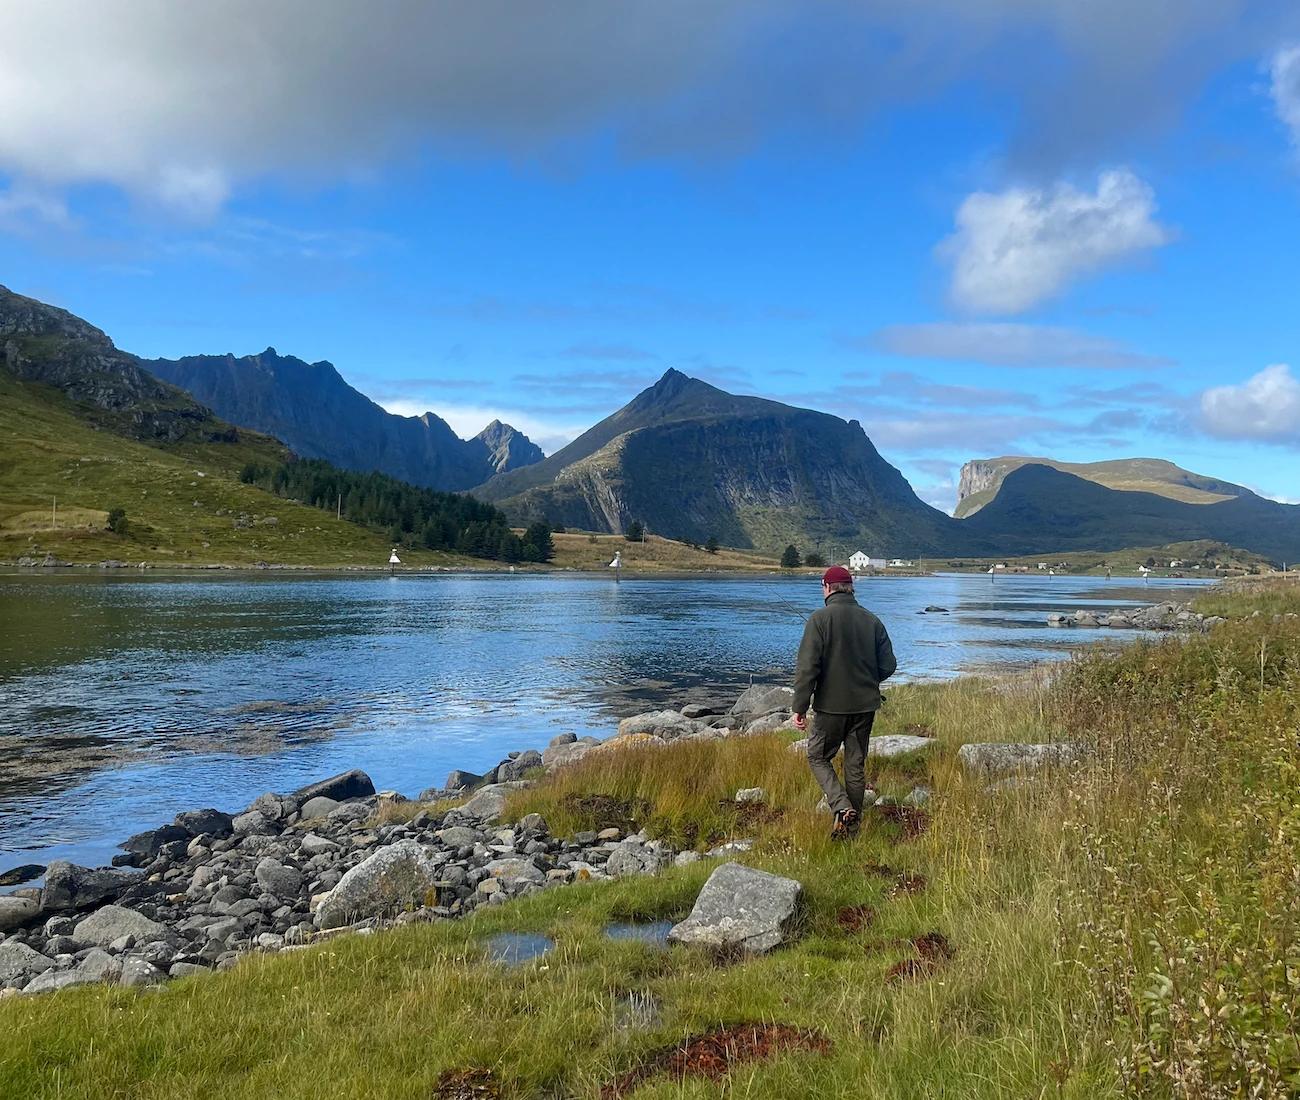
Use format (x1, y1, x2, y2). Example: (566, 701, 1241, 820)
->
(821, 565, 853, 597)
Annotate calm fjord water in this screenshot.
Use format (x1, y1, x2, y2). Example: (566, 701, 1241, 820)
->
(0, 571, 1208, 870)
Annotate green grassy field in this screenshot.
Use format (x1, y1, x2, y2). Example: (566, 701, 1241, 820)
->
(2, 581, 1295, 1097)
(0, 374, 465, 568)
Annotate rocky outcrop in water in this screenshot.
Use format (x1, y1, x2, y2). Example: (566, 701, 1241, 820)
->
(1045, 601, 1227, 631)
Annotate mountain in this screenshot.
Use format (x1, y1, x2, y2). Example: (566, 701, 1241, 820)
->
(956, 455, 1247, 517)
(0, 284, 243, 445)
(475, 368, 955, 555)
(960, 464, 1300, 563)
(146, 349, 542, 491)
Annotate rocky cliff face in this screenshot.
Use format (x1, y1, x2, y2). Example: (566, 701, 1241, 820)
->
(147, 350, 542, 491)
(957, 460, 1003, 509)
(478, 369, 956, 555)
(0, 285, 238, 444)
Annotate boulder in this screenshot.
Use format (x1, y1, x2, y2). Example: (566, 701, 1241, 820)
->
(300, 833, 340, 857)
(298, 796, 339, 820)
(25, 948, 121, 992)
(957, 741, 1089, 779)
(668, 863, 802, 954)
(120, 824, 189, 861)
(0, 941, 53, 985)
(72, 905, 168, 948)
(548, 732, 577, 747)
(119, 958, 165, 988)
(542, 739, 596, 768)
(868, 735, 937, 758)
(606, 843, 669, 878)
(436, 825, 482, 849)
(743, 713, 793, 736)
(616, 710, 706, 740)
(41, 861, 138, 911)
(231, 810, 274, 836)
(730, 684, 795, 723)
(255, 857, 303, 900)
(314, 840, 442, 930)
(292, 769, 376, 803)
(496, 750, 543, 782)
(0, 864, 44, 888)
(735, 788, 766, 804)
(459, 782, 526, 823)
(0, 896, 38, 932)
(174, 808, 233, 838)
(681, 702, 725, 719)
(1046, 613, 1070, 626)
(482, 859, 545, 888)
(444, 769, 483, 791)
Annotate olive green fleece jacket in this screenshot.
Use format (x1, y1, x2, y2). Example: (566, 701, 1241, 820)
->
(792, 591, 896, 715)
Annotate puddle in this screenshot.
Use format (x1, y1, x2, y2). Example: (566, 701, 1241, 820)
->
(484, 932, 554, 965)
(603, 920, 673, 947)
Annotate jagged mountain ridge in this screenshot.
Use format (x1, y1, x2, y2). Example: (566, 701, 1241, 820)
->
(476, 369, 958, 555)
(956, 455, 1247, 517)
(0, 285, 248, 446)
(147, 349, 541, 491)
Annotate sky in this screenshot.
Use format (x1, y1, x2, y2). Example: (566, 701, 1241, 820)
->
(2, 2, 1299, 512)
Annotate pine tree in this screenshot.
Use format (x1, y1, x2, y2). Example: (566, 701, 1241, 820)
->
(804, 550, 826, 568)
(780, 544, 802, 568)
(705, 535, 719, 554)
(625, 520, 645, 542)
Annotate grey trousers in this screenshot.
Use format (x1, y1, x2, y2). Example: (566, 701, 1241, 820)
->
(806, 711, 876, 816)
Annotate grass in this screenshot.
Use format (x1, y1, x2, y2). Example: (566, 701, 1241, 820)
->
(921, 539, 1274, 577)
(547, 532, 783, 573)
(1, 581, 1296, 1097)
(0, 374, 470, 569)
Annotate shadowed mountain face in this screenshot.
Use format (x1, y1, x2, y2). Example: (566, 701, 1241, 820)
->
(147, 350, 541, 491)
(476, 369, 957, 555)
(0, 285, 242, 445)
(960, 464, 1300, 562)
(956, 455, 1247, 517)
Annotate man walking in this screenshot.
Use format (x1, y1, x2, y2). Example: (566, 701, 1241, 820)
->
(792, 566, 896, 839)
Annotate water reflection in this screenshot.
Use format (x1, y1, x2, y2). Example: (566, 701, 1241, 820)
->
(0, 571, 1208, 869)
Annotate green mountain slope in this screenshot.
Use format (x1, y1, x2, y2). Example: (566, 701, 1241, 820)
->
(955, 455, 1246, 517)
(476, 369, 955, 556)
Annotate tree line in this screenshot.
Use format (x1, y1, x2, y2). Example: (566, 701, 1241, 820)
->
(239, 459, 554, 562)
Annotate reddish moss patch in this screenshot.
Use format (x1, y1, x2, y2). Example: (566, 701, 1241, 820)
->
(875, 803, 931, 840)
(562, 793, 648, 833)
(835, 905, 877, 933)
(601, 1024, 831, 1098)
(885, 931, 955, 983)
(435, 1068, 500, 1099)
(862, 861, 898, 878)
(886, 871, 928, 898)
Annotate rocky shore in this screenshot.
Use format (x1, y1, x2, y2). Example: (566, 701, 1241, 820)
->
(1046, 600, 1227, 631)
(0, 681, 1089, 998)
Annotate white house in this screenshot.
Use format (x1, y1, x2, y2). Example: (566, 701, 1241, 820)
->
(848, 550, 871, 572)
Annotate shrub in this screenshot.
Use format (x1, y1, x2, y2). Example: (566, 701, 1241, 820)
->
(780, 544, 802, 568)
(105, 507, 128, 534)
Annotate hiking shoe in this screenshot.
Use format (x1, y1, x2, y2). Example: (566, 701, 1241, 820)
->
(830, 810, 853, 841)
(844, 808, 861, 837)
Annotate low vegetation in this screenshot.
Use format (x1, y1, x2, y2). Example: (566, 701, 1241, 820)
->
(547, 531, 782, 572)
(0, 583, 1295, 1097)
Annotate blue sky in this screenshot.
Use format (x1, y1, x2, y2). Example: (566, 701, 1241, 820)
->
(2, 2, 1299, 510)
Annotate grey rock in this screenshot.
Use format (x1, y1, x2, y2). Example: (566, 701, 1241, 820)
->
(681, 702, 725, 719)
(668, 862, 802, 954)
(617, 710, 706, 740)
(300, 833, 339, 856)
(121, 824, 189, 860)
(255, 858, 303, 899)
(231, 810, 274, 836)
(118, 958, 165, 987)
(517, 813, 548, 834)
(314, 840, 442, 930)
(293, 769, 376, 803)
(496, 749, 543, 782)
(0, 864, 45, 888)
(743, 713, 792, 735)
(169, 962, 209, 978)
(0, 896, 38, 931)
(706, 838, 755, 856)
(0, 940, 53, 984)
(444, 769, 483, 791)
(298, 796, 339, 820)
(547, 732, 577, 747)
(483, 859, 545, 887)
(606, 844, 668, 878)
(43, 915, 77, 937)
(72, 905, 168, 947)
(903, 786, 931, 807)
(41, 861, 139, 911)
(869, 734, 937, 758)
(436, 826, 482, 849)
(174, 808, 233, 838)
(735, 788, 766, 804)
(459, 782, 527, 823)
(673, 851, 702, 867)
(730, 684, 795, 722)
(957, 741, 1089, 779)
(541, 740, 596, 768)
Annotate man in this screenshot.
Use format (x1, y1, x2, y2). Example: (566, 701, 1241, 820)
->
(792, 565, 897, 840)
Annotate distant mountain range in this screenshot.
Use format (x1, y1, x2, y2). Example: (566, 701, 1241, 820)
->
(956, 456, 1247, 517)
(4, 283, 1299, 564)
(147, 349, 542, 491)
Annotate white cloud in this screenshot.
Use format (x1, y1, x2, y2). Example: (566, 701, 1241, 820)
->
(0, 4, 1291, 216)
(871, 321, 1171, 369)
(379, 398, 581, 455)
(941, 169, 1173, 314)
(1200, 363, 1300, 443)
(1271, 44, 1300, 150)
(0, 185, 72, 234)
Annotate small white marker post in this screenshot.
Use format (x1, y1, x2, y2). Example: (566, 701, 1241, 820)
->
(389, 547, 401, 574)
(609, 550, 622, 583)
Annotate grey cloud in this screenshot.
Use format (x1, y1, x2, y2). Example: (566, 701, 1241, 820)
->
(1, 2, 1296, 212)
(866, 321, 1173, 370)
(559, 343, 659, 362)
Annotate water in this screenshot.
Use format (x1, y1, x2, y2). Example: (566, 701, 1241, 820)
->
(604, 920, 674, 946)
(484, 932, 554, 965)
(0, 570, 1209, 871)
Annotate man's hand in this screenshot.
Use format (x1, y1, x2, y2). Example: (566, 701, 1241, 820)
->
(792, 712, 807, 731)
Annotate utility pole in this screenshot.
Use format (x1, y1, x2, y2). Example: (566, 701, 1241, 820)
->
(337, 493, 342, 520)
(51, 497, 56, 530)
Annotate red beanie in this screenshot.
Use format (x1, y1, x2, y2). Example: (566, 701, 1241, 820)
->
(822, 565, 853, 585)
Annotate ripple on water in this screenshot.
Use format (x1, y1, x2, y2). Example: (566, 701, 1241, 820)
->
(603, 920, 674, 946)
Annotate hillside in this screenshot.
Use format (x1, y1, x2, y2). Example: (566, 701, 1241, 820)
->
(147, 349, 542, 491)
(955, 455, 1246, 517)
(961, 464, 1300, 563)
(476, 369, 955, 557)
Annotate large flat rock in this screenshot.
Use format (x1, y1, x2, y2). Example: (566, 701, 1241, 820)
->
(72, 904, 168, 947)
(292, 769, 376, 803)
(729, 684, 795, 723)
(869, 734, 937, 758)
(41, 861, 139, 911)
(314, 840, 442, 930)
(958, 741, 1088, 778)
(668, 862, 802, 954)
